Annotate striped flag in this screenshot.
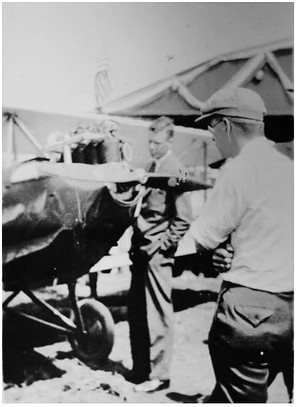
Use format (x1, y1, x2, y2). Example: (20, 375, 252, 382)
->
(95, 58, 113, 107)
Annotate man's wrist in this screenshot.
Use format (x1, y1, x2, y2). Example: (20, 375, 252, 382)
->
(195, 242, 207, 254)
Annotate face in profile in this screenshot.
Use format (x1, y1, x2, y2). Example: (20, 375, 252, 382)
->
(208, 118, 232, 158)
(148, 129, 172, 160)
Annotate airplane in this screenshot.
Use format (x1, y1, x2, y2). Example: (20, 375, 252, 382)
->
(2, 109, 212, 362)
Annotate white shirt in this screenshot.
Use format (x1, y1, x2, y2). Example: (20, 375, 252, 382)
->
(151, 150, 172, 172)
(188, 137, 294, 293)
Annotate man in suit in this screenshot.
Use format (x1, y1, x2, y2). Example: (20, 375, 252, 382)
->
(128, 116, 192, 392)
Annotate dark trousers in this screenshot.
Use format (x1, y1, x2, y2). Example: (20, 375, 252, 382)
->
(208, 281, 293, 403)
(128, 249, 174, 383)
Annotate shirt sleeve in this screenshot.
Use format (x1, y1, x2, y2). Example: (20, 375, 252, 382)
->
(159, 191, 192, 253)
(187, 161, 249, 250)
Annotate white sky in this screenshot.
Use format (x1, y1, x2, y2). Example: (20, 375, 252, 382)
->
(2, 2, 293, 113)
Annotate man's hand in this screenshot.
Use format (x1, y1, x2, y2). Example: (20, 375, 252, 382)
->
(212, 243, 234, 273)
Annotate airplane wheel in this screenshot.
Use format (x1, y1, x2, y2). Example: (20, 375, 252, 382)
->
(69, 299, 115, 362)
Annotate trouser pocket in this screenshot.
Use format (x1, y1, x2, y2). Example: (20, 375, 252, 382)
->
(212, 286, 277, 351)
(234, 305, 274, 328)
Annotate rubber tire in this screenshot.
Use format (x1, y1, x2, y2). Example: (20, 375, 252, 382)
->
(69, 298, 115, 362)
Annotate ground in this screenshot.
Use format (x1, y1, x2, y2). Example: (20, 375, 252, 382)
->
(3, 270, 289, 403)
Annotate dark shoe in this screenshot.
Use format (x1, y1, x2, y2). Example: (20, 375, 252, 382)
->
(134, 379, 170, 393)
(124, 371, 148, 385)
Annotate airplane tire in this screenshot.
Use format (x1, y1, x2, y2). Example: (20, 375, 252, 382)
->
(69, 299, 115, 362)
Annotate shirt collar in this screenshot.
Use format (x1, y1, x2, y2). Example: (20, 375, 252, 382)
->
(239, 137, 274, 157)
(153, 149, 172, 165)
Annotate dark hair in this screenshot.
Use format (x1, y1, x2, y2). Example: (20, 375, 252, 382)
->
(211, 114, 264, 135)
(149, 116, 174, 140)
(228, 117, 265, 135)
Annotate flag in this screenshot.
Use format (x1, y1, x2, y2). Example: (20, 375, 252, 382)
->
(95, 58, 113, 108)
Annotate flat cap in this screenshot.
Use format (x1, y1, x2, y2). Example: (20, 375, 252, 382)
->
(195, 87, 267, 128)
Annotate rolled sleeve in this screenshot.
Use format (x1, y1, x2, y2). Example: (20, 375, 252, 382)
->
(188, 163, 248, 250)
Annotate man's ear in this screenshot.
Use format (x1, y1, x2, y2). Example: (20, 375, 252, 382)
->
(167, 136, 173, 146)
(223, 118, 233, 142)
(222, 117, 231, 134)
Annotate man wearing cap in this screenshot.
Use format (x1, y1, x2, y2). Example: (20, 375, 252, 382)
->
(128, 116, 192, 392)
(188, 87, 293, 402)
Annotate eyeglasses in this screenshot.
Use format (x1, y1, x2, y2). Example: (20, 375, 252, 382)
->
(208, 119, 222, 132)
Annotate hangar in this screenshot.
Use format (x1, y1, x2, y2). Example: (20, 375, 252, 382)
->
(101, 38, 293, 144)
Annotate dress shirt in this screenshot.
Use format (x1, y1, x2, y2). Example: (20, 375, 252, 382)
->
(135, 149, 191, 255)
(187, 137, 293, 293)
(149, 150, 172, 173)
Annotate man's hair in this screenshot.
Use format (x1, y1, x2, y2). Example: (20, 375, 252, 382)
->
(228, 117, 265, 135)
(149, 116, 174, 140)
(213, 114, 264, 136)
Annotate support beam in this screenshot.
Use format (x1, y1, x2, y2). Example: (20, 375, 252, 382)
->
(14, 116, 50, 158)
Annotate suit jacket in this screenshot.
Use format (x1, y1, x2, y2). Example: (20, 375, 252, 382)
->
(132, 152, 191, 257)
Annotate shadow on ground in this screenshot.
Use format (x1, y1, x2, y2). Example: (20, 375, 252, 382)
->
(3, 307, 130, 387)
(167, 391, 211, 403)
(3, 285, 217, 387)
(3, 347, 66, 387)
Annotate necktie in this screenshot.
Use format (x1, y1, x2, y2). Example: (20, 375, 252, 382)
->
(149, 161, 156, 173)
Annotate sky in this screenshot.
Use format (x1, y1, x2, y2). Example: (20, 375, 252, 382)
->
(2, 2, 293, 113)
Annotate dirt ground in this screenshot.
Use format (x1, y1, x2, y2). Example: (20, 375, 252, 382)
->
(3, 270, 289, 403)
